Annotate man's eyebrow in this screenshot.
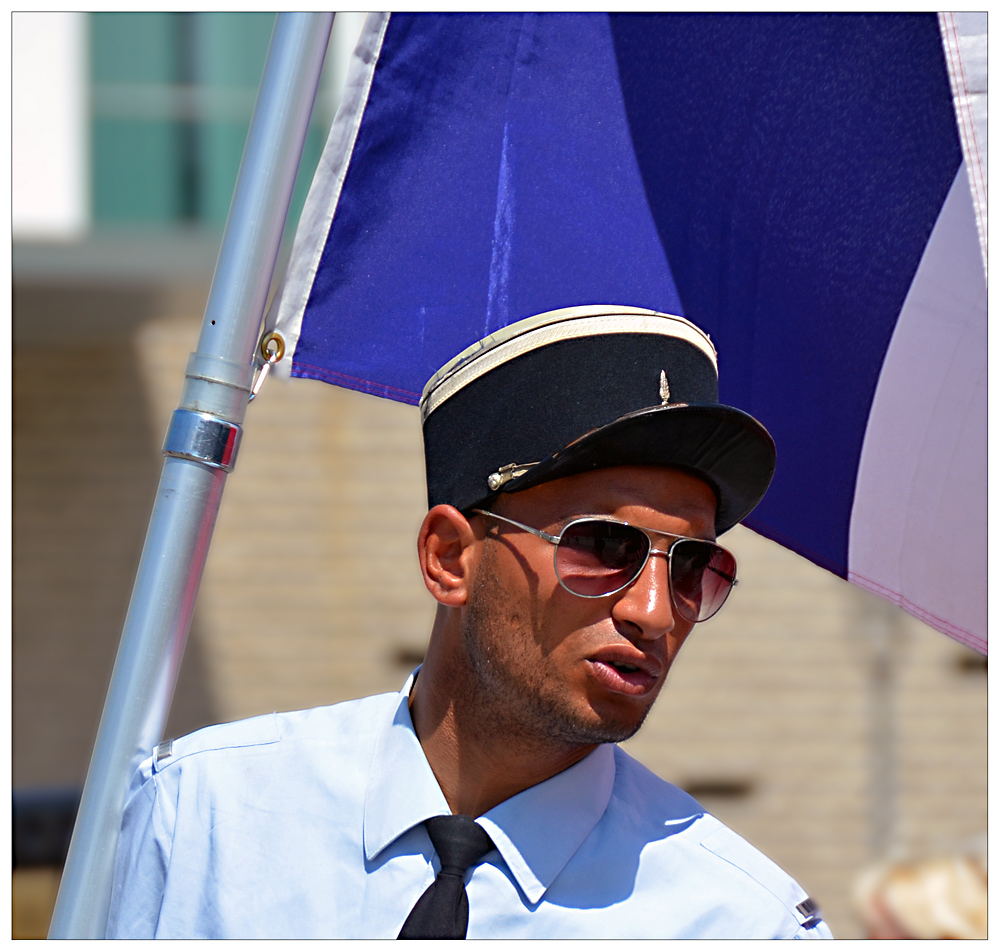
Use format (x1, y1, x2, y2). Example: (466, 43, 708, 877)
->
(547, 509, 602, 528)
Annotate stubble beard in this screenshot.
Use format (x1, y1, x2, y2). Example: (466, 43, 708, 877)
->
(459, 539, 655, 750)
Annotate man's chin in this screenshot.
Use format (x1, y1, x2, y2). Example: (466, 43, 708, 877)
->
(546, 698, 653, 746)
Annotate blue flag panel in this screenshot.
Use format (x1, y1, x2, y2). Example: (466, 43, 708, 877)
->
(272, 12, 984, 650)
(607, 13, 961, 571)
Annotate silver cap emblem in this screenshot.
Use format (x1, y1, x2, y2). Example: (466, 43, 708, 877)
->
(487, 461, 539, 491)
(659, 370, 671, 405)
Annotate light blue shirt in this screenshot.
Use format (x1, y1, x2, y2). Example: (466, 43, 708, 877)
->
(106, 674, 832, 938)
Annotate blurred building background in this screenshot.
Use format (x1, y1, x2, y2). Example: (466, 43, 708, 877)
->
(12, 12, 986, 940)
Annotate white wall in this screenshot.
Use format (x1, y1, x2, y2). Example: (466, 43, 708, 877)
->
(12, 13, 89, 239)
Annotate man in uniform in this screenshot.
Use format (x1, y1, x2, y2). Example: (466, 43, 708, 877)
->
(106, 305, 831, 938)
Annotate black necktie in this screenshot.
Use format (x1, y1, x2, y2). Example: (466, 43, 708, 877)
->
(397, 814, 495, 939)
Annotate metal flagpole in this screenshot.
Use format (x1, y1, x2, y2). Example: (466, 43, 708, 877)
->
(47, 12, 334, 938)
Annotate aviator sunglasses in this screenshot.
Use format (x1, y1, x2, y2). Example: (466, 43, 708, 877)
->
(471, 509, 738, 623)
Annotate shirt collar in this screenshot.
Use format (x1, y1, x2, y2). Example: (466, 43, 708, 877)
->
(363, 671, 451, 863)
(363, 673, 616, 906)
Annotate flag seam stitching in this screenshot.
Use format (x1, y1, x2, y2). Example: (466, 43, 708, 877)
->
(847, 569, 985, 652)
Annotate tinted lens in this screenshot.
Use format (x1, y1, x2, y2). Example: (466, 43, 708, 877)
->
(555, 520, 649, 596)
(670, 539, 737, 622)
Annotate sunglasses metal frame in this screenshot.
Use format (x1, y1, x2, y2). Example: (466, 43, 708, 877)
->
(470, 509, 737, 622)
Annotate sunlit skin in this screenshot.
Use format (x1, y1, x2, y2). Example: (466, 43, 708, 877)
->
(410, 465, 718, 818)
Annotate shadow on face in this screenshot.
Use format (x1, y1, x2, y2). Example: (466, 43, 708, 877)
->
(453, 465, 718, 746)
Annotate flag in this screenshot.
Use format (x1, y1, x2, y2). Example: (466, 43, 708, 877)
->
(269, 12, 986, 653)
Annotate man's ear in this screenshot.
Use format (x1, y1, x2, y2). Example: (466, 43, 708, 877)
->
(417, 505, 482, 606)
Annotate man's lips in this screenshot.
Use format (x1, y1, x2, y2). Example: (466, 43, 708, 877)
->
(586, 647, 663, 696)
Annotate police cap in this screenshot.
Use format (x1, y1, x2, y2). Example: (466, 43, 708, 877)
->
(420, 305, 775, 535)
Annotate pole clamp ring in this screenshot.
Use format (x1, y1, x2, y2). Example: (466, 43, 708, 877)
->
(163, 409, 243, 473)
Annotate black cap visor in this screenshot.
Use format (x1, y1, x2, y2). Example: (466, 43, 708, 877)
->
(498, 403, 776, 535)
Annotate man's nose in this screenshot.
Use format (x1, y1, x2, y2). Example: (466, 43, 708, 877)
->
(611, 550, 675, 640)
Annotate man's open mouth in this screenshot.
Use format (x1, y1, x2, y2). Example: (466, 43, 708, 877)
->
(587, 653, 661, 696)
(610, 661, 641, 674)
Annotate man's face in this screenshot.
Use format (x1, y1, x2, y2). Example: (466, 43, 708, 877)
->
(461, 465, 717, 747)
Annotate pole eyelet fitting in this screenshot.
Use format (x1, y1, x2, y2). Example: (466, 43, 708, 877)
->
(260, 331, 285, 363)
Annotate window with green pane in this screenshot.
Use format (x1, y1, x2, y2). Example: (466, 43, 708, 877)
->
(91, 12, 324, 228)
